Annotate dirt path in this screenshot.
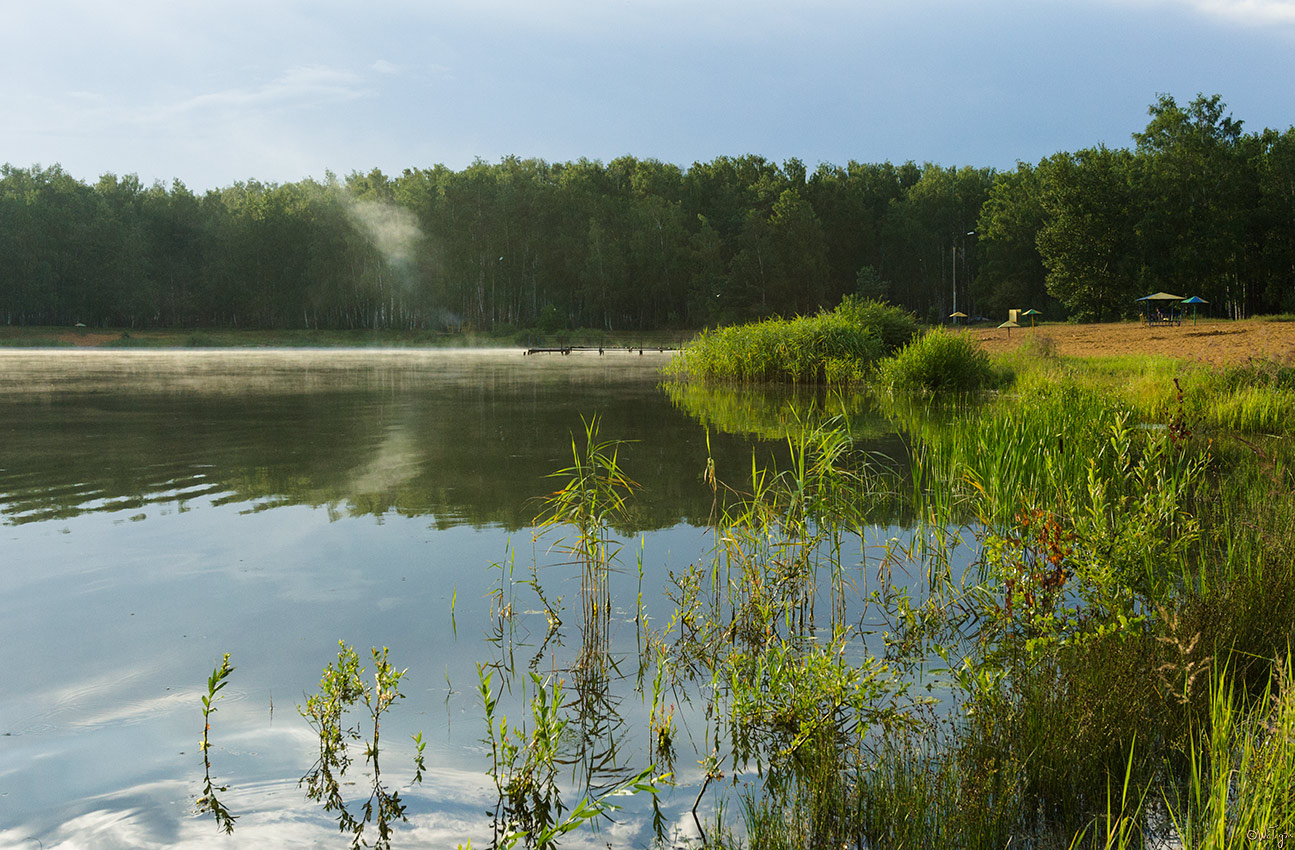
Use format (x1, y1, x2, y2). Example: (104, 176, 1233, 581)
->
(961, 318, 1295, 366)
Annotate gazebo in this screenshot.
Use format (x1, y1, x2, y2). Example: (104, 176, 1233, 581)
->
(1136, 292, 1185, 326)
(1181, 296, 1208, 326)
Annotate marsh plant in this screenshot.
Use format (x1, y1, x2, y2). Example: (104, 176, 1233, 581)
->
(874, 326, 999, 393)
(462, 417, 671, 849)
(485, 355, 1295, 849)
(655, 350, 1295, 848)
(537, 415, 638, 674)
(195, 653, 238, 835)
(648, 418, 925, 849)
(299, 641, 425, 850)
(665, 305, 902, 384)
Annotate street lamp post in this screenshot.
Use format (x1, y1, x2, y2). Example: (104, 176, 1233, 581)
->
(952, 230, 975, 321)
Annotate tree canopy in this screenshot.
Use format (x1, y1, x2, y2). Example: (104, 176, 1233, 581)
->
(3, 94, 1293, 330)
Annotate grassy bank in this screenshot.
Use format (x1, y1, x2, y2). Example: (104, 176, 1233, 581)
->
(685, 346, 1295, 848)
(521, 340, 1295, 848)
(666, 298, 918, 384)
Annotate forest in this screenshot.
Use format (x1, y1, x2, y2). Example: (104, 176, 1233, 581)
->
(2, 94, 1294, 332)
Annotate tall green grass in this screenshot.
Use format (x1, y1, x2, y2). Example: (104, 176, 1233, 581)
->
(875, 327, 1001, 393)
(667, 298, 917, 384)
(468, 345, 1295, 849)
(668, 312, 887, 383)
(832, 295, 920, 352)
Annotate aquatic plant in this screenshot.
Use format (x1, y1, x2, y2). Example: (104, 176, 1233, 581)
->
(874, 326, 998, 393)
(537, 415, 638, 677)
(195, 653, 238, 834)
(1164, 655, 1295, 847)
(831, 295, 919, 353)
(299, 642, 423, 850)
(465, 416, 674, 849)
(461, 359, 1295, 849)
(666, 312, 886, 384)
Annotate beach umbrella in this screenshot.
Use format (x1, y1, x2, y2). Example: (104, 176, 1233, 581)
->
(1181, 296, 1207, 326)
(1021, 308, 1042, 327)
(998, 319, 1020, 338)
(949, 311, 968, 325)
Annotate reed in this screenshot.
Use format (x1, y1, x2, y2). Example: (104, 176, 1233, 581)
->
(667, 312, 886, 384)
(453, 351, 1295, 848)
(874, 327, 1000, 393)
(1163, 655, 1295, 847)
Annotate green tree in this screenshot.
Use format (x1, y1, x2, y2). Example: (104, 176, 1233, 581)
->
(1132, 93, 1253, 317)
(1035, 146, 1141, 321)
(977, 162, 1055, 319)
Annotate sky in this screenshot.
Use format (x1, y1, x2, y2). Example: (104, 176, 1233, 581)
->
(3, 0, 1295, 191)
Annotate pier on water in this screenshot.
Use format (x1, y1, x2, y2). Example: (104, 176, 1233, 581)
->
(523, 345, 678, 356)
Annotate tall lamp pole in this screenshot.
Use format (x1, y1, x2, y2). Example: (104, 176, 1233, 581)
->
(953, 230, 975, 320)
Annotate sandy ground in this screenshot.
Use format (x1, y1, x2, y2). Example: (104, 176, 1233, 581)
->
(962, 318, 1295, 366)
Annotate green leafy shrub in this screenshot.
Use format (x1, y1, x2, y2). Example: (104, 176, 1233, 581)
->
(668, 312, 885, 383)
(876, 328, 995, 392)
(832, 295, 918, 353)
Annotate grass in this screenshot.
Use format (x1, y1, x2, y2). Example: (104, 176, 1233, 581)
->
(667, 312, 886, 384)
(662, 340, 1295, 848)
(874, 326, 1001, 393)
(667, 299, 917, 384)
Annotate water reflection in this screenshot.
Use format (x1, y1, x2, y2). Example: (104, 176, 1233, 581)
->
(0, 350, 760, 530)
(0, 350, 959, 849)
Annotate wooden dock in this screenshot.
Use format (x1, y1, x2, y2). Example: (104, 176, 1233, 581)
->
(524, 346, 679, 356)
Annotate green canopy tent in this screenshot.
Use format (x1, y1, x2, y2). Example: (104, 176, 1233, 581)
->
(1021, 308, 1042, 327)
(1181, 296, 1207, 326)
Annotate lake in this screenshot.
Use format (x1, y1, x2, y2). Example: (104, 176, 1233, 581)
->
(0, 349, 927, 849)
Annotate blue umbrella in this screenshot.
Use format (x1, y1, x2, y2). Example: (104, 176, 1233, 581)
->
(1181, 296, 1207, 326)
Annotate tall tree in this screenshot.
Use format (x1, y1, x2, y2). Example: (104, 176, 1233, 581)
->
(1132, 93, 1252, 317)
(1036, 146, 1141, 321)
(977, 162, 1055, 319)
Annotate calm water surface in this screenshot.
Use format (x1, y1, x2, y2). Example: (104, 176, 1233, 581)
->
(0, 349, 921, 849)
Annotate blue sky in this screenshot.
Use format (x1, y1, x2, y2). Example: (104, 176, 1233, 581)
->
(3, 0, 1294, 190)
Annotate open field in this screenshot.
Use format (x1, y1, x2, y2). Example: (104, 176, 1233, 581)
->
(962, 317, 1295, 365)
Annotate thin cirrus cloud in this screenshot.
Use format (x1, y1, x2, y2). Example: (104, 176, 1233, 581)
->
(1191, 0, 1295, 23)
(166, 66, 372, 117)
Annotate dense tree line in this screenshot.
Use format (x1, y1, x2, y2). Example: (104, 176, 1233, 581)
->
(2, 94, 1293, 330)
(979, 94, 1295, 321)
(0, 156, 991, 330)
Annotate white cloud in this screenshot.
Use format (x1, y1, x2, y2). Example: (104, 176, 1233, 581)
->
(1122, 0, 1295, 25)
(372, 59, 401, 75)
(168, 65, 370, 116)
(1190, 0, 1295, 23)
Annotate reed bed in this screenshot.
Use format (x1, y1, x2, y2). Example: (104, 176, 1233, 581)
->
(463, 338, 1295, 849)
(666, 299, 916, 385)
